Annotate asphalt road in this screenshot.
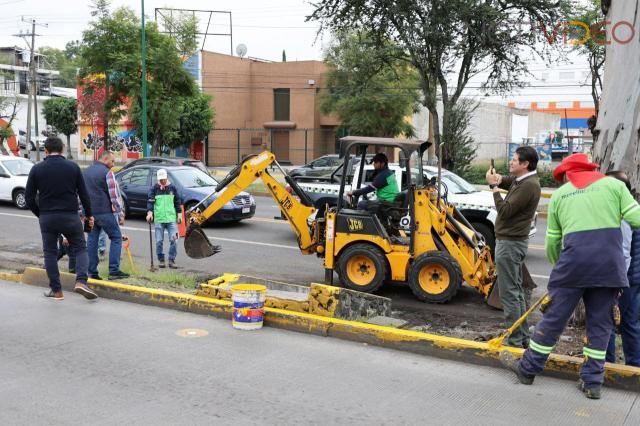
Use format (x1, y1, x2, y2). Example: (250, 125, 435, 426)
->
(1, 280, 637, 425)
(0, 197, 551, 305)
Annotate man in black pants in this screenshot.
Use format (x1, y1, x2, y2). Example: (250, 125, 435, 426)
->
(25, 137, 97, 300)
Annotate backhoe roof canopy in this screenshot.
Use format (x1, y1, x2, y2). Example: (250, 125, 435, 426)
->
(338, 136, 432, 159)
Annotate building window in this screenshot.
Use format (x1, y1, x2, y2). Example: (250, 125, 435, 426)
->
(274, 88, 290, 121)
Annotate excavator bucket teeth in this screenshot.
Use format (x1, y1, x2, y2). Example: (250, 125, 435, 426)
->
(184, 226, 221, 259)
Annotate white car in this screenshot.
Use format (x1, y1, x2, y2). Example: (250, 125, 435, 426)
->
(0, 155, 34, 209)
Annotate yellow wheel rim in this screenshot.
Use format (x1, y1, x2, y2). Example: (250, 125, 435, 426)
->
(418, 264, 450, 295)
(346, 255, 377, 287)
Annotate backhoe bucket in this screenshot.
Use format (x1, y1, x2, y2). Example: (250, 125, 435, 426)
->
(184, 226, 221, 259)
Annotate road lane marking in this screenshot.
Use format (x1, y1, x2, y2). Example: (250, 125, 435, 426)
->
(531, 274, 550, 280)
(0, 211, 550, 256)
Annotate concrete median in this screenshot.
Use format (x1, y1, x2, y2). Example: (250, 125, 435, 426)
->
(11, 267, 640, 392)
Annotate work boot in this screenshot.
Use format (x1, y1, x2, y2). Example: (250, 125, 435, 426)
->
(158, 260, 166, 268)
(44, 290, 64, 300)
(89, 274, 103, 280)
(169, 260, 177, 269)
(499, 350, 534, 385)
(108, 271, 130, 280)
(577, 379, 601, 400)
(74, 282, 98, 300)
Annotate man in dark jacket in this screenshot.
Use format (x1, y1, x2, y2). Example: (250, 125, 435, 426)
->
(25, 136, 97, 300)
(486, 146, 541, 348)
(84, 151, 128, 280)
(605, 171, 640, 367)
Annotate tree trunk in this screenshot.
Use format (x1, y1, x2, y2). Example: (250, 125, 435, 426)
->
(66, 134, 73, 159)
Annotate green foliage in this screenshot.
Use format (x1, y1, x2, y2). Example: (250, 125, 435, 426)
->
(39, 44, 82, 88)
(42, 97, 78, 158)
(158, 12, 199, 57)
(42, 97, 78, 137)
(321, 31, 419, 138)
(79, 4, 141, 127)
(79, 0, 213, 154)
(175, 92, 215, 148)
(129, 23, 200, 154)
(461, 161, 559, 188)
(441, 99, 477, 175)
(310, 0, 564, 170)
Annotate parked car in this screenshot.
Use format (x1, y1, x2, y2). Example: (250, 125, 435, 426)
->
(115, 165, 256, 223)
(0, 156, 34, 209)
(119, 157, 209, 175)
(17, 130, 46, 152)
(288, 154, 375, 181)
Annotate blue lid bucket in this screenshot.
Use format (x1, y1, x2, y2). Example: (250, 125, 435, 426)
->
(231, 284, 267, 330)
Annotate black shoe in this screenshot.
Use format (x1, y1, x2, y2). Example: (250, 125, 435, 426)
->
(499, 351, 534, 385)
(89, 274, 103, 280)
(169, 260, 177, 269)
(158, 260, 166, 268)
(108, 271, 130, 280)
(577, 379, 601, 399)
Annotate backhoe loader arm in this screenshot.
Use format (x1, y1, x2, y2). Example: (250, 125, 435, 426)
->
(187, 152, 318, 256)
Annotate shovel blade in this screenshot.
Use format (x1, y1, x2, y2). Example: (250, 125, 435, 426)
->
(184, 226, 221, 259)
(486, 283, 503, 310)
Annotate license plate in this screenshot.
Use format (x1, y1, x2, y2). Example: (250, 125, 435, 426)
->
(242, 207, 250, 214)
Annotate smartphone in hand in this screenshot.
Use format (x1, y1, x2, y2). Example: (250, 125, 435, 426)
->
(490, 159, 495, 173)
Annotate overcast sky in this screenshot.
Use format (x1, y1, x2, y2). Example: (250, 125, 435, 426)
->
(0, 0, 327, 61)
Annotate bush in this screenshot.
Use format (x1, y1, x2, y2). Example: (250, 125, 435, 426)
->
(461, 162, 559, 188)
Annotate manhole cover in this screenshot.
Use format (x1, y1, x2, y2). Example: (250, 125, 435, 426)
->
(175, 328, 209, 338)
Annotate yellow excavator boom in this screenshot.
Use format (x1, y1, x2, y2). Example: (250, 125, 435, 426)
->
(185, 152, 317, 258)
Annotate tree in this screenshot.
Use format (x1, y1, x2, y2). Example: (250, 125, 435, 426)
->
(176, 92, 215, 148)
(158, 11, 199, 57)
(39, 43, 82, 88)
(42, 97, 78, 159)
(441, 99, 477, 176)
(129, 23, 198, 155)
(309, 0, 564, 171)
(566, 0, 604, 116)
(79, 1, 140, 146)
(321, 31, 419, 138)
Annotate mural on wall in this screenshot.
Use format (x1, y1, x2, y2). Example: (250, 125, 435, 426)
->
(77, 75, 142, 161)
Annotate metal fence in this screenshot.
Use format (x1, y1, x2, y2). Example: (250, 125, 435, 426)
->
(207, 128, 344, 166)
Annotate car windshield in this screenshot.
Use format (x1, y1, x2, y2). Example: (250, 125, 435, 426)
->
(2, 160, 33, 176)
(415, 169, 477, 194)
(170, 168, 218, 188)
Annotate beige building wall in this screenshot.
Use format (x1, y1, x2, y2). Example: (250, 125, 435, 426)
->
(201, 52, 340, 166)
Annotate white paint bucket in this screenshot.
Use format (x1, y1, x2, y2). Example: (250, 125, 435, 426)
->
(231, 284, 267, 330)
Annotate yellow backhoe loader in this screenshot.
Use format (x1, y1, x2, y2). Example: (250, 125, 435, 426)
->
(185, 136, 497, 305)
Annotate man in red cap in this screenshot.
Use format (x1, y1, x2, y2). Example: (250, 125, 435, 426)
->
(501, 153, 640, 399)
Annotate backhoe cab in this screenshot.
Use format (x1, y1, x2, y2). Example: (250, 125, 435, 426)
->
(184, 136, 497, 305)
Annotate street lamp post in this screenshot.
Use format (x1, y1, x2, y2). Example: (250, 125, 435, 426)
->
(141, 0, 149, 157)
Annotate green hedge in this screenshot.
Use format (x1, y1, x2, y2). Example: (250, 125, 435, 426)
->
(461, 162, 559, 188)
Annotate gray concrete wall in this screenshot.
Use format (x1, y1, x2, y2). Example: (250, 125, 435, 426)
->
(593, 1, 640, 192)
(528, 110, 561, 139)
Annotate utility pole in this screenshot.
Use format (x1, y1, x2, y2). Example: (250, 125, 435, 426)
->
(14, 17, 47, 161)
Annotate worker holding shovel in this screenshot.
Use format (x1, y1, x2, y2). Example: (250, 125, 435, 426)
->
(146, 169, 182, 269)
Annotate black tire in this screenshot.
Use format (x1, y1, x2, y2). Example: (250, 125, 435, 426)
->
(122, 199, 131, 218)
(337, 243, 388, 293)
(471, 222, 495, 255)
(13, 189, 27, 209)
(408, 251, 462, 303)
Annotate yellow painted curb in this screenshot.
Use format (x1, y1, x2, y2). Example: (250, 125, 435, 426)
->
(11, 267, 640, 391)
(0, 272, 23, 283)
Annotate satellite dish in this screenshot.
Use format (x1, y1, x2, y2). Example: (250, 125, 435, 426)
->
(236, 44, 248, 58)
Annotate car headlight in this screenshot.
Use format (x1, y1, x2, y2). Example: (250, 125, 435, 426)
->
(249, 195, 255, 204)
(224, 201, 234, 208)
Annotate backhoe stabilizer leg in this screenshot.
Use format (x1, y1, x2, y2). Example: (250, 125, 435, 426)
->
(184, 225, 221, 259)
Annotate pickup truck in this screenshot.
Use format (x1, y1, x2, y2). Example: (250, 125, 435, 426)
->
(287, 163, 537, 253)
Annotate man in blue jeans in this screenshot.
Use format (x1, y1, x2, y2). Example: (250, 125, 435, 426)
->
(605, 171, 640, 367)
(84, 150, 129, 280)
(25, 136, 97, 300)
(146, 169, 181, 268)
